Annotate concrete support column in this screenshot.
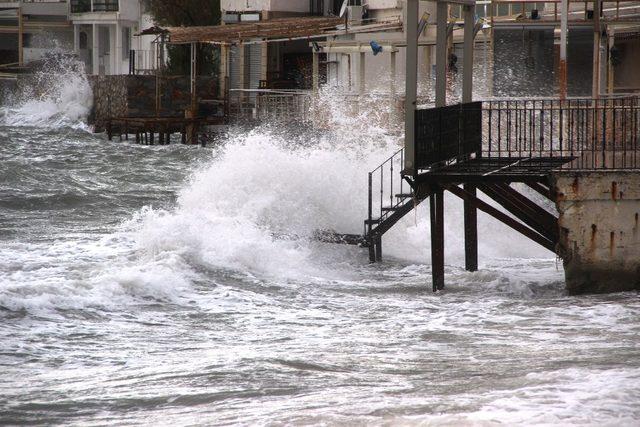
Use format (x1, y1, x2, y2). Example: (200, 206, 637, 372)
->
(114, 22, 121, 75)
(592, 0, 602, 98)
(92, 23, 99, 75)
(312, 51, 319, 93)
(462, 4, 475, 103)
(390, 50, 397, 95)
(359, 51, 365, 96)
(73, 24, 80, 53)
(607, 29, 615, 94)
(404, 0, 419, 174)
(559, 0, 568, 99)
(553, 171, 640, 294)
(424, 45, 432, 81)
(435, 0, 448, 107)
(18, 7, 23, 66)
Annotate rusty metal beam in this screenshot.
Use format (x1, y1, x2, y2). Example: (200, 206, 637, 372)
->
(463, 183, 478, 271)
(430, 188, 445, 292)
(478, 183, 559, 243)
(446, 184, 557, 253)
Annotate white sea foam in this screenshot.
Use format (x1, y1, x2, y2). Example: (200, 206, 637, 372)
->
(0, 53, 92, 129)
(0, 86, 556, 314)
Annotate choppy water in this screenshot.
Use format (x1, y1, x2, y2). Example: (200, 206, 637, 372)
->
(1, 68, 639, 426)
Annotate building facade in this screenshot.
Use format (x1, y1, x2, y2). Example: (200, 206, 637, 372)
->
(0, 0, 154, 76)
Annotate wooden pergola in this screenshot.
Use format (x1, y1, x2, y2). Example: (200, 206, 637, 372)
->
(140, 17, 344, 107)
(139, 17, 343, 45)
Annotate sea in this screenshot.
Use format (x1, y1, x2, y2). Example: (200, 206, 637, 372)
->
(1, 60, 639, 426)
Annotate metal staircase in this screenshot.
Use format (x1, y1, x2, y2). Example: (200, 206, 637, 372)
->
(363, 147, 431, 262)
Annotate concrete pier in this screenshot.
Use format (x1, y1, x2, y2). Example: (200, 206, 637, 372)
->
(553, 171, 640, 294)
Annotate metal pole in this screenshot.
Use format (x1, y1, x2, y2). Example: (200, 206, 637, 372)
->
(405, 0, 419, 174)
(436, 0, 448, 107)
(462, 4, 475, 103)
(559, 0, 568, 99)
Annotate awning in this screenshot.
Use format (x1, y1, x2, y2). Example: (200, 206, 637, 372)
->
(139, 16, 343, 45)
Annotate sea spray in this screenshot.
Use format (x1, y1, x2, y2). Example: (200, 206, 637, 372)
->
(0, 52, 92, 129)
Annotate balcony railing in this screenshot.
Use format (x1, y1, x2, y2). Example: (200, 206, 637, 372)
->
(70, 0, 118, 13)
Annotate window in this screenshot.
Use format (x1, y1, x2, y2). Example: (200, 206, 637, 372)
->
(122, 27, 131, 60)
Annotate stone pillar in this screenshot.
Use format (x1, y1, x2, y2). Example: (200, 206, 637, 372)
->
(553, 171, 640, 294)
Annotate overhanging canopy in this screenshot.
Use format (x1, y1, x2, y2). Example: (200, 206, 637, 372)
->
(140, 16, 343, 45)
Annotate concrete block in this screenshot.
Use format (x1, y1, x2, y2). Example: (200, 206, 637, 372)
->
(552, 170, 640, 294)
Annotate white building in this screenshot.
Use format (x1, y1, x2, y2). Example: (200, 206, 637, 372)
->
(0, 0, 72, 66)
(70, 0, 155, 75)
(0, 0, 154, 75)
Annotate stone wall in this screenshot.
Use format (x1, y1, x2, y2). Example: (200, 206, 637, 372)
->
(89, 75, 128, 131)
(552, 170, 640, 294)
(90, 75, 221, 131)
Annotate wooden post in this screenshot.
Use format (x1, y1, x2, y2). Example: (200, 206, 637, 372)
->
(436, 0, 448, 107)
(18, 7, 23, 67)
(190, 42, 197, 110)
(219, 44, 228, 97)
(238, 44, 245, 103)
(430, 189, 445, 291)
(405, 0, 419, 175)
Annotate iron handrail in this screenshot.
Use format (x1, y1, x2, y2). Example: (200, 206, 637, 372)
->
(366, 147, 408, 237)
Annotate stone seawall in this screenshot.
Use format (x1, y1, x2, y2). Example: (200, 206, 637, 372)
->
(552, 170, 640, 294)
(90, 75, 220, 131)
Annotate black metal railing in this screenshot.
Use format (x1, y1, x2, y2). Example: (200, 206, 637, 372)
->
(483, 96, 640, 170)
(71, 0, 118, 13)
(366, 148, 408, 236)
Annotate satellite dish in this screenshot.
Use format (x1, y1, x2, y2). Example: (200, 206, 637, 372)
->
(339, 0, 349, 17)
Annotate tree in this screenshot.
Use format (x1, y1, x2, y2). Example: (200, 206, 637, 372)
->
(143, 0, 221, 76)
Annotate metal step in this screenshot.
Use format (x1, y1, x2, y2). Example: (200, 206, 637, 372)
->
(364, 218, 381, 225)
(395, 193, 414, 199)
(381, 206, 399, 212)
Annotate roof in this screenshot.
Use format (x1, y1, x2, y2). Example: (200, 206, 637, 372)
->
(140, 16, 344, 44)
